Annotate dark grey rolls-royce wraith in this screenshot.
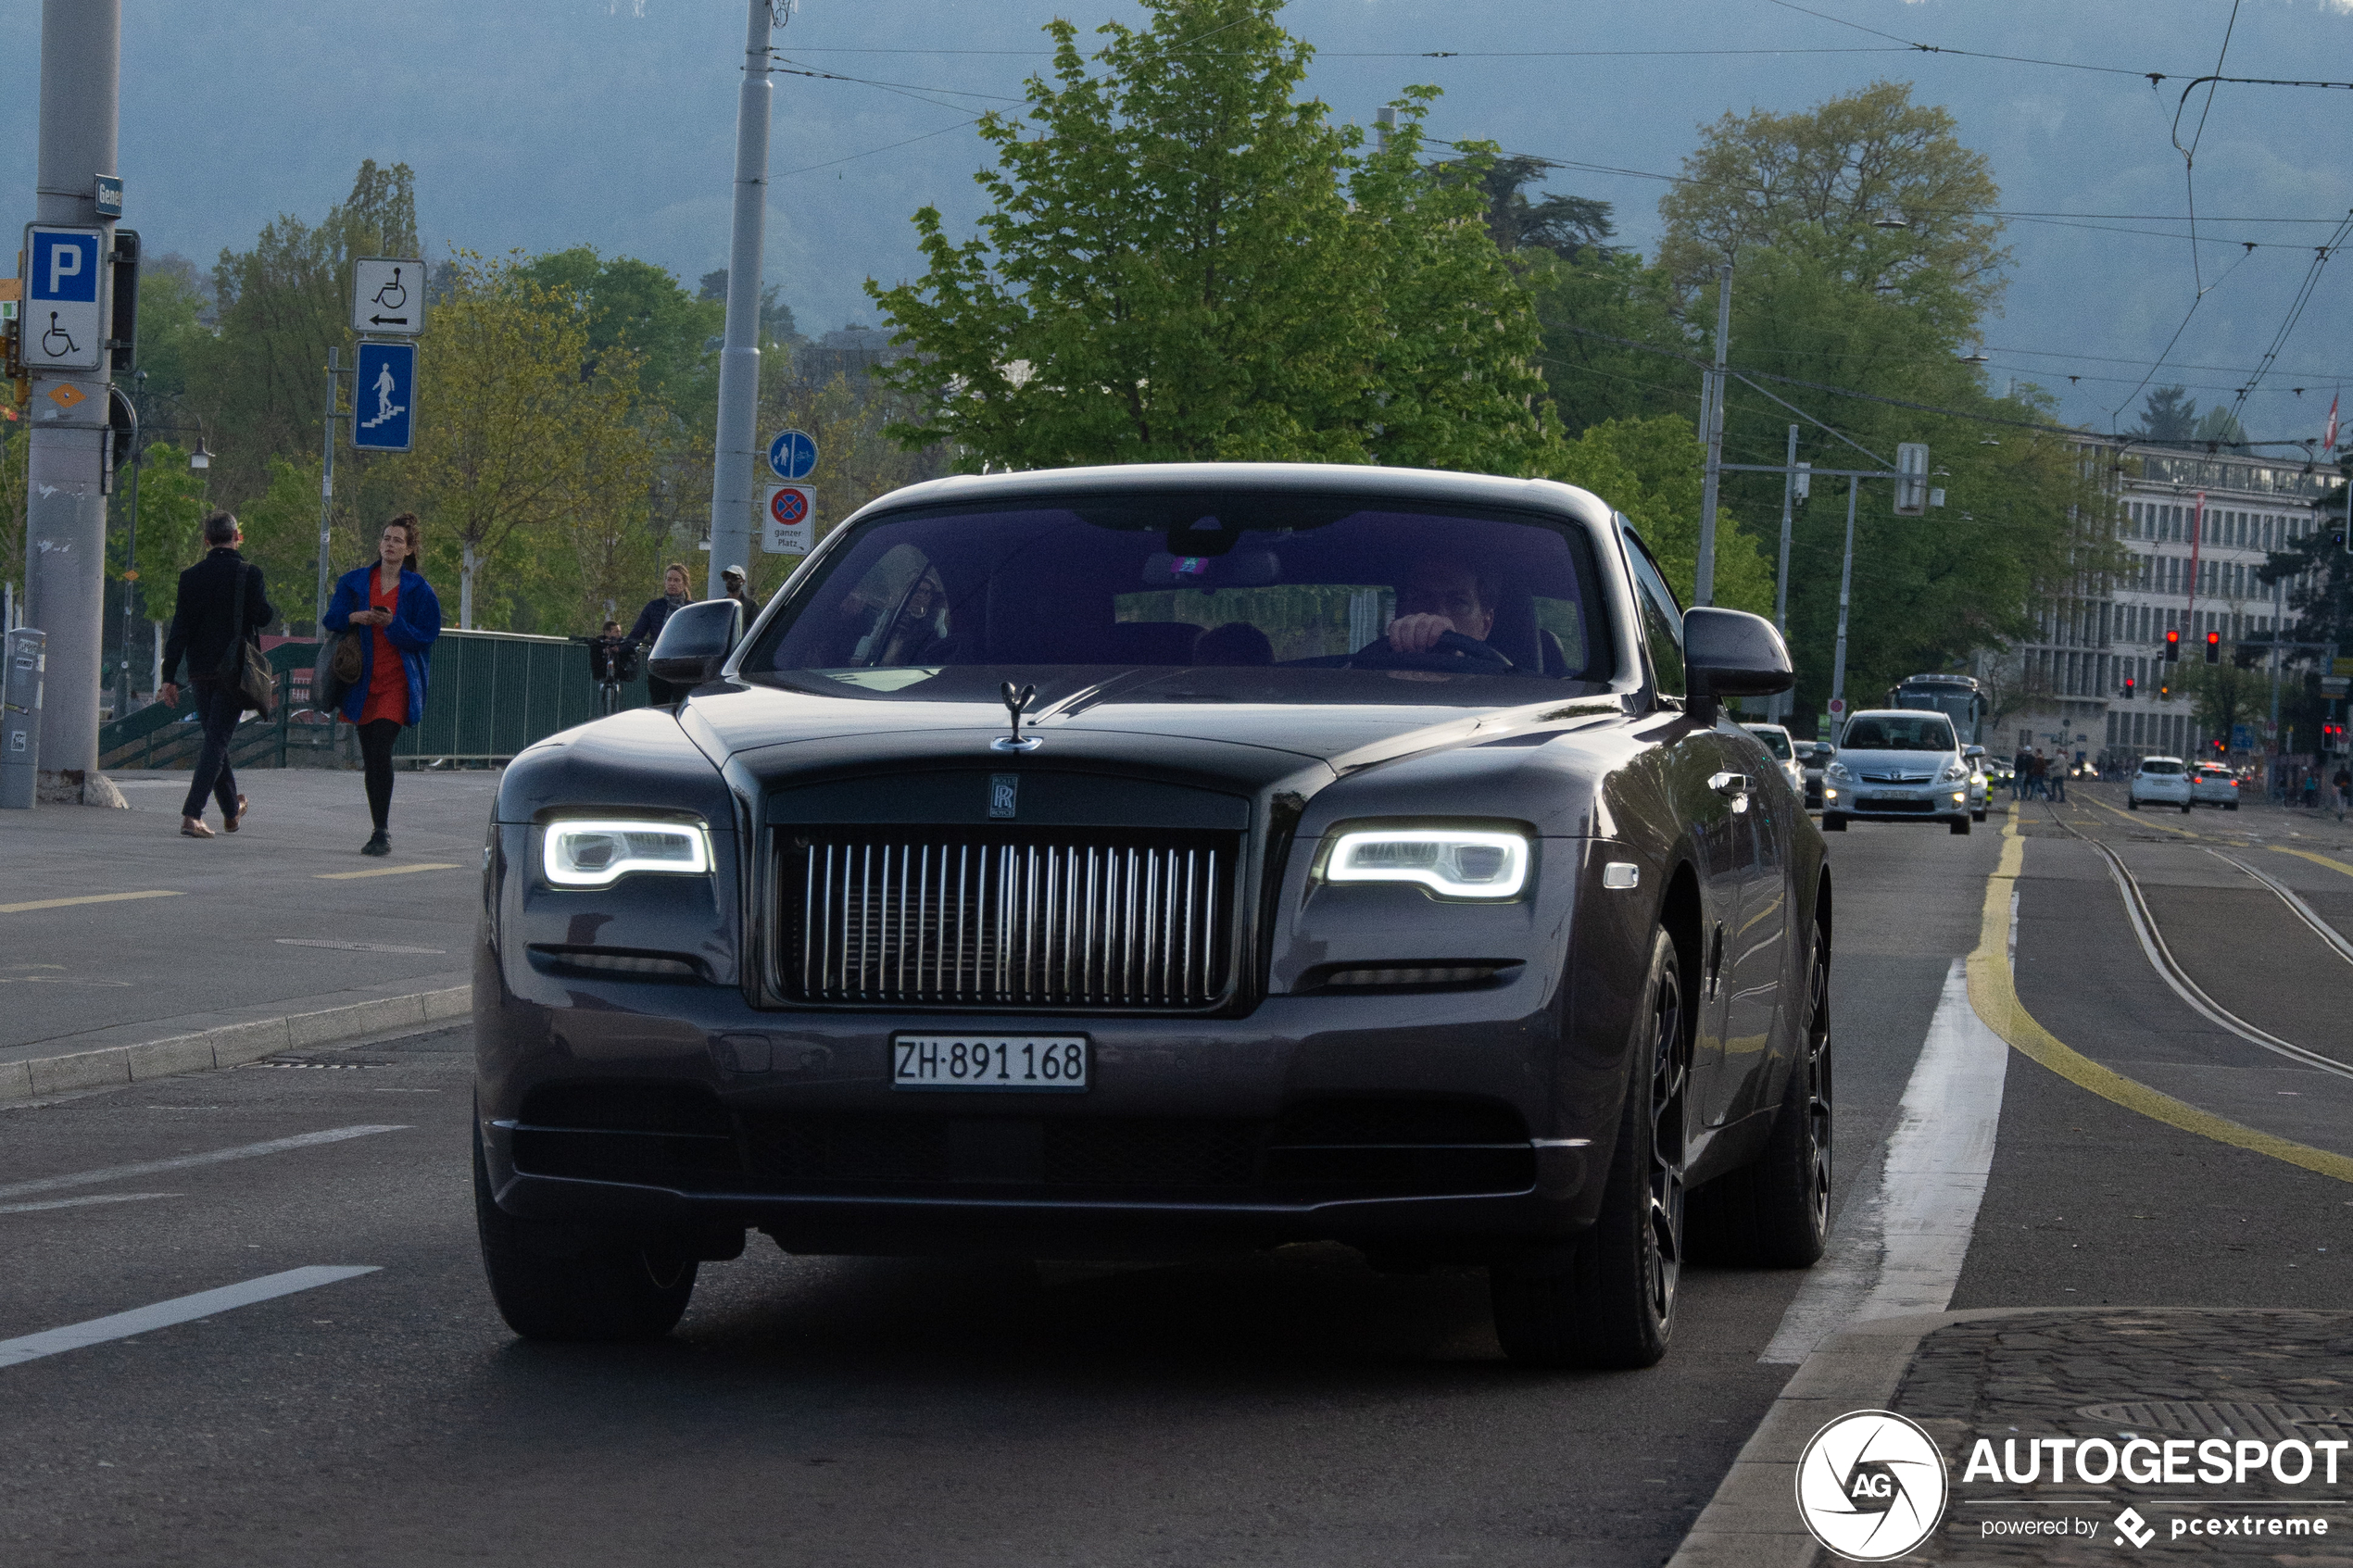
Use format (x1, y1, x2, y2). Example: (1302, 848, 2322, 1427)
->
(472, 462, 1832, 1368)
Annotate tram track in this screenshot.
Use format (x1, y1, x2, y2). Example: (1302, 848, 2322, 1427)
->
(2038, 803, 2353, 1085)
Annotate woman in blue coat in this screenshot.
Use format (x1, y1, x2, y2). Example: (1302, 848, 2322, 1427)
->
(322, 514, 443, 857)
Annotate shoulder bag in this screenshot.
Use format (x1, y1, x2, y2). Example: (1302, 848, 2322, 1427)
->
(220, 564, 277, 718)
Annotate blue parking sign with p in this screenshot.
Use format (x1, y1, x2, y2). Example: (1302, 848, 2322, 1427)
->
(31, 232, 99, 302)
(351, 340, 416, 452)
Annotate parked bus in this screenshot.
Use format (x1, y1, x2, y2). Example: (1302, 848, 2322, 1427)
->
(1887, 672, 1987, 748)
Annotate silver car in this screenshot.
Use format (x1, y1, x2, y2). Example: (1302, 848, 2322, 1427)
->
(1821, 709, 1976, 834)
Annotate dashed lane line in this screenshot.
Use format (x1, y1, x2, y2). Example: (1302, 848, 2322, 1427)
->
(0, 1192, 177, 1216)
(2271, 845, 2353, 881)
(0, 891, 183, 915)
(0, 1266, 378, 1369)
(0, 1125, 409, 1202)
(313, 863, 463, 881)
(1967, 812, 2353, 1185)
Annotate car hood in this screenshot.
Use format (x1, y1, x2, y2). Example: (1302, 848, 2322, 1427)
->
(681, 666, 1627, 785)
(1832, 747, 1959, 776)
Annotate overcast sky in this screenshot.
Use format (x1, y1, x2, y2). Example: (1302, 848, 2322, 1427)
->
(4, 0, 2348, 445)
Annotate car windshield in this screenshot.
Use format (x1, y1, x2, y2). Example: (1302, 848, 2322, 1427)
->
(741, 493, 1614, 693)
(1841, 714, 1957, 752)
(2142, 760, 2184, 775)
(1743, 727, 1793, 759)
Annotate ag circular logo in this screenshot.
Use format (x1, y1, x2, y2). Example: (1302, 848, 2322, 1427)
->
(1794, 1410, 1949, 1562)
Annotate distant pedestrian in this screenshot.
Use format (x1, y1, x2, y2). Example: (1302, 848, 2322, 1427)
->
(2049, 755, 2068, 803)
(322, 515, 443, 858)
(2305, 771, 2322, 810)
(628, 561, 694, 705)
(2028, 749, 2050, 801)
(719, 563, 759, 621)
(157, 510, 274, 840)
(2011, 746, 2032, 801)
(2336, 764, 2351, 822)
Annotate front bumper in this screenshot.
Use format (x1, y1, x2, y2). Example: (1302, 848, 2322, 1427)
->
(1824, 781, 1971, 820)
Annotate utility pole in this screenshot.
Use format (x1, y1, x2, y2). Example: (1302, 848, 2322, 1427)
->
(1693, 262, 1732, 607)
(1830, 478, 1858, 719)
(22, 0, 121, 802)
(1772, 423, 1798, 719)
(315, 347, 349, 626)
(707, 0, 776, 599)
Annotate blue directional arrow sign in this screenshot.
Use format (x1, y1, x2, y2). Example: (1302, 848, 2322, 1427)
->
(767, 428, 818, 481)
(351, 341, 417, 452)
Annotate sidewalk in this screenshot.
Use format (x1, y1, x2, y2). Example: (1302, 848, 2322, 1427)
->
(1674, 1307, 2353, 1566)
(1, 770, 497, 1101)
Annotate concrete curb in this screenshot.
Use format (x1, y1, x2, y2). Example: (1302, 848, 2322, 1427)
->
(0, 983, 473, 1107)
(1667, 1307, 2051, 1568)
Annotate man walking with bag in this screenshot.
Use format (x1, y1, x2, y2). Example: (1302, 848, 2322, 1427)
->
(157, 511, 275, 839)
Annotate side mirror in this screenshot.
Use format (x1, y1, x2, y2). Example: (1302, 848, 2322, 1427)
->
(646, 598, 744, 689)
(1681, 607, 1793, 721)
(1964, 745, 1985, 759)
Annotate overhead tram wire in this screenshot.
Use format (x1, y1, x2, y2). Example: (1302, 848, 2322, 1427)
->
(2222, 211, 2353, 426)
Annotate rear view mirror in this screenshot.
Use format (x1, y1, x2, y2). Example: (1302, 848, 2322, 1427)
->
(1964, 745, 1985, 759)
(647, 598, 744, 690)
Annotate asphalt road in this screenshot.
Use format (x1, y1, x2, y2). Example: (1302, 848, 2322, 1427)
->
(3, 798, 2347, 1567)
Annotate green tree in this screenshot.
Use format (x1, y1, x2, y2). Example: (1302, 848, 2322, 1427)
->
(867, 0, 1555, 475)
(108, 444, 217, 624)
(1656, 82, 2008, 332)
(195, 160, 418, 502)
(523, 248, 722, 403)
(1547, 414, 1775, 614)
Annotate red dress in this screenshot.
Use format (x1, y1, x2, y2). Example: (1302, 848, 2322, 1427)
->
(354, 572, 409, 727)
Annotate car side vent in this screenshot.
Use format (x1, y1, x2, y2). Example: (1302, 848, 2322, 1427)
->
(1307, 961, 1516, 992)
(527, 945, 704, 981)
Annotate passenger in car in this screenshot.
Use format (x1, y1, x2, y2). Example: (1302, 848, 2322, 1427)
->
(1383, 558, 1499, 656)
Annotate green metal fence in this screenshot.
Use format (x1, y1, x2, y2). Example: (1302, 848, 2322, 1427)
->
(94, 631, 648, 771)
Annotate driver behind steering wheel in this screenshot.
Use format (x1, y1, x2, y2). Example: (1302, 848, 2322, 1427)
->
(1380, 558, 1501, 661)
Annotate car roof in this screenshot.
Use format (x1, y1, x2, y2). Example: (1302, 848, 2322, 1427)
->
(1742, 723, 1791, 735)
(2139, 755, 2183, 765)
(1843, 709, 1951, 722)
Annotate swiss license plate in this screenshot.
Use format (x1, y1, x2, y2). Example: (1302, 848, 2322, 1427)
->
(892, 1035, 1088, 1091)
(1865, 792, 1901, 804)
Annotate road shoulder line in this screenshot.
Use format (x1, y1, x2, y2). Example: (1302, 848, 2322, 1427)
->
(0, 979, 472, 1107)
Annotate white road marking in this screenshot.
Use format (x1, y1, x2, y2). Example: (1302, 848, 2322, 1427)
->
(0, 1266, 378, 1369)
(0, 1192, 176, 1215)
(1759, 958, 2010, 1364)
(0, 1125, 409, 1202)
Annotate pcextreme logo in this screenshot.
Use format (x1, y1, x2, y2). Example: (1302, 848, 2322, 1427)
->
(1795, 1410, 1951, 1562)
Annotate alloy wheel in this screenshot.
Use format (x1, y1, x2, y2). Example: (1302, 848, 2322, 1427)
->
(1801, 937, 1834, 1236)
(1645, 963, 1690, 1331)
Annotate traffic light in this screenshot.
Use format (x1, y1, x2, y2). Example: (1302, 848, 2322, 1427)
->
(2122, 676, 2136, 700)
(2164, 628, 2182, 662)
(2205, 631, 2221, 664)
(2158, 681, 2171, 699)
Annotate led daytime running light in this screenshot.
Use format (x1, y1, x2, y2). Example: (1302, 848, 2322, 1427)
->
(542, 819, 712, 887)
(1325, 829, 1530, 899)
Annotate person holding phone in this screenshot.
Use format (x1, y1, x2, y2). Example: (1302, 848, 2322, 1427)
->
(321, 515, 443, 857)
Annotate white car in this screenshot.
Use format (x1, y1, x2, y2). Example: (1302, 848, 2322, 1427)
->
(1740, 722, 1808, 800)
(1822, 709, 1976, 834)
(2190, 761, 2241, 810)
(2128, 756, 2193, 812)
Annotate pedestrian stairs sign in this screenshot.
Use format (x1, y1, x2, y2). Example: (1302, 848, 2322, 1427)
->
(351, 341, 416, 452)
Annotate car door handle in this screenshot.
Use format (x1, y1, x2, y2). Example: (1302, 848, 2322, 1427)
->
(1708, 771, 1749, 797)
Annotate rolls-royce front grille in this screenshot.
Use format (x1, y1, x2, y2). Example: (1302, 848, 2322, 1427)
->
(782, 831, 1237, 1008)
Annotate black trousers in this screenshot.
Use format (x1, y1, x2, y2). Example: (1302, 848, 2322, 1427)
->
(357, 719, 403, 832)
(180, 680, 243, 821)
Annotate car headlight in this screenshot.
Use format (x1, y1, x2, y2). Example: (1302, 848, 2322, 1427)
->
(542, 818, 712, 887)
(1941, 761, 1970, 782)
(1323, 828, 1530, 899)
(1827, 761, 1851, 781)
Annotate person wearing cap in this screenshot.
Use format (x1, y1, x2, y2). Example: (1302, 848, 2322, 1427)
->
(720, 564, 758, 621)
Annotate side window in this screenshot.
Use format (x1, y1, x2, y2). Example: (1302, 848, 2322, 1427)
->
(1619, 525, 1686, 698)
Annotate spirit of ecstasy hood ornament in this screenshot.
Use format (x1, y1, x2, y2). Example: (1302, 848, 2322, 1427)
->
(992, 682, 1041, 753)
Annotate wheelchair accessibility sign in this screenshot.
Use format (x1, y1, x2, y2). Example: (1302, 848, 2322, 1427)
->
(22, 226, 106, 370)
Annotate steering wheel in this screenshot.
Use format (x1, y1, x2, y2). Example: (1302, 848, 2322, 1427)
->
(1347, 630, 1516, 674)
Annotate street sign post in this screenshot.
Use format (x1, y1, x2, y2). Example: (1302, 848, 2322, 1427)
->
(351, 257, 426, 336)
(20, 225, 106, 370)
(767, 429, 818, 482)
(763, 483, 814, 555)
(351, 340, 417, 452)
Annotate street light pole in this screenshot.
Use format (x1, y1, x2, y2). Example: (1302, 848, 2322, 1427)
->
(1831, 477, 1858, 719)
(707, 0, 775, 599)
(1693, 262, 1732, 607)
(1773, 422, 1797, 719)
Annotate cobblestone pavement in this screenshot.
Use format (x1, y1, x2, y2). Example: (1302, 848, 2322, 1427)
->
(1892, 1311, 2353, 1562)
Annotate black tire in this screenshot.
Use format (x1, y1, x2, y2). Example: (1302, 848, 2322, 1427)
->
(2226, 802, 2239, 811)
(1949, 815, 1970, 835)
(1491, 927, 1688, 1370)
(474, 1121, 698, 1342)
(1822, 812, 1847, 833)
(1972, 808, 1986, 822)
(2128, 797, 2139, 810)
(2182, 801, 2192, 814)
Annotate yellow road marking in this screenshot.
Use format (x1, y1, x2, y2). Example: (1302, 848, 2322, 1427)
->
(2271, 846, 2353, 881)
(314, 862, 463, 881)
(0, 890, 183, 915)
(1966, 812, 2353, 1185)
(2080, 794, 2201, 838)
